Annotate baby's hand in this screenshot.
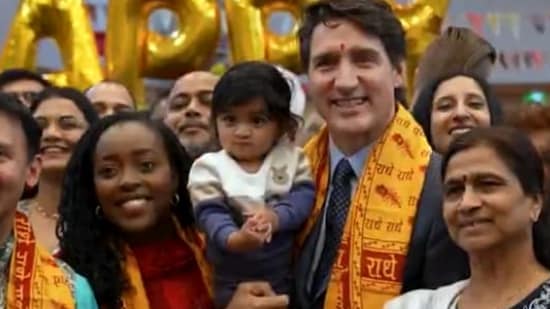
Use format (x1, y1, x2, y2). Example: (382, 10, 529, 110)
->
(245, 207, 279, 243)
(243, 216, 272, 243)
(226, 225, 265, 253)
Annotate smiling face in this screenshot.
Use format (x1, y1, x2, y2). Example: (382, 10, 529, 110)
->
(307, 18, 401, 150)
(430, 76, 491, 153)
(443, 145, 541, 253)
(93, 122, 176, 236)
(33, 98, 89, 175)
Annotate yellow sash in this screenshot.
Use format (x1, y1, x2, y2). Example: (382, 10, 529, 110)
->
(120, 219, 213, 308)
(7, 211, 75, 309)
(301, 105, 432, 308)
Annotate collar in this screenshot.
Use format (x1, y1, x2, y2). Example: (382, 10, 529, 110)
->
(328, 137, 372, 179)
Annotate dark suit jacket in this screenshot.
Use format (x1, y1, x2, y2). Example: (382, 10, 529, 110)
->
(292, 153, 470, 308)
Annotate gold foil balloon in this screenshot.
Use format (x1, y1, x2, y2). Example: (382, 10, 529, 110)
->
(387, 0, 450, 102)
(225, 0, 317, 72)
(0, 0, 103, 90)
(106, 0, 221, 107)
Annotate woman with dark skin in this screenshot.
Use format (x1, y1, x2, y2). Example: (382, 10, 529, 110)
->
(57, 112, 212, 309)
(58, 111, 290, 309)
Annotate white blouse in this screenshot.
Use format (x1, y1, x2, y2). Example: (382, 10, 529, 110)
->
(384, 280, 468, 309)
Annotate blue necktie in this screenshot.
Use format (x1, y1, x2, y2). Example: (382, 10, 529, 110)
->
(312, 159, 355, 297)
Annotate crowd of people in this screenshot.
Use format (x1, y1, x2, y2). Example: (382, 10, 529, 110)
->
(1, 0, 550, 308)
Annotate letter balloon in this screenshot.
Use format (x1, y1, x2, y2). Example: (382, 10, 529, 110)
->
(0, 0, 103, 90)
(225, 0, 317, 73)
(388, 0, 450, 101)
(106, 0, 221, 107)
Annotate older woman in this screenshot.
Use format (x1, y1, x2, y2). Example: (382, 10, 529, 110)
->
(412, 72, 503, 154)
(385, 127, 550, 308)
(26, 87, 98, 252)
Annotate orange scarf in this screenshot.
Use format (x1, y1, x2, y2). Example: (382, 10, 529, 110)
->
(120, 219, 212, 308)
(6, 211, 75, 309)
(301, 105, 432, 308)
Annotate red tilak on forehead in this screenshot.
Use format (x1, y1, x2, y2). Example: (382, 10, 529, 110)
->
(340, 43, 345, 51)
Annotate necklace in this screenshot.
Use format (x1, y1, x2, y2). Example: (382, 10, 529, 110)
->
(34, 204, 59, 220)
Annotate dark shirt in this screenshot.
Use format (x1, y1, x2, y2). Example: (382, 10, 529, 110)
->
(197, 182, 315, 308)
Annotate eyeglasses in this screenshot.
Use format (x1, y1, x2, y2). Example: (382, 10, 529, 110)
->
(3, 91, 39, 105)
(168, 91, 212, 110)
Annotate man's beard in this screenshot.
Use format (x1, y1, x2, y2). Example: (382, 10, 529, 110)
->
(180, 137, 220, 160)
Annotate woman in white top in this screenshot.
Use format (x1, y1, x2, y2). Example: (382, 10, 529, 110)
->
(386, 127, 550, 309)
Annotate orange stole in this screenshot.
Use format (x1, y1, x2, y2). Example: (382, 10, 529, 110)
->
(120, 218, 213, 308)
(6, 211, 75, 309)
(301, 105, 432, 308)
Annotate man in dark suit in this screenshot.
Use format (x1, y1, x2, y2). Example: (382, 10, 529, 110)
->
(292, 0, 470, 308)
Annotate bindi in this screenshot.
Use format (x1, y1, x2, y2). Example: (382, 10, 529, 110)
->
(340, 43, 345, 51)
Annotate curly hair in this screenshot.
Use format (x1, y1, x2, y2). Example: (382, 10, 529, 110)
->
(57, 111, 194, 309)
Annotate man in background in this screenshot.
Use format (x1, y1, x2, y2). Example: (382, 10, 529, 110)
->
(164, 71, 220, 159)
(0, 68, 51, 108)
(85, 80, 135, 117)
